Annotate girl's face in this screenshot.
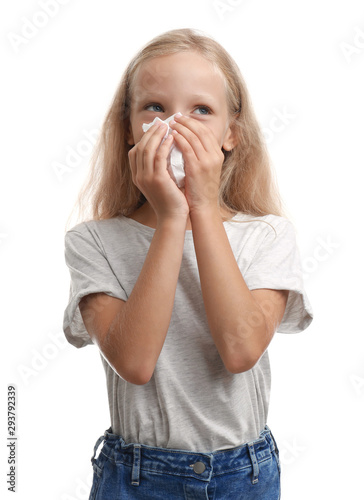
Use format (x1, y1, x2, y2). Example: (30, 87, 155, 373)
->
(127, 50, 236, 150)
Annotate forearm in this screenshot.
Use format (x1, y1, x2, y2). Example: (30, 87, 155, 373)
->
(190, 208, 267, 373)
(103, 216, 187, 384)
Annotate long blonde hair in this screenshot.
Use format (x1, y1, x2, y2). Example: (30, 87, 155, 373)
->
(65, 28, 288, 232)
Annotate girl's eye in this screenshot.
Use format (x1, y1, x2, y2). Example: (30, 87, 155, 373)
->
(145, 104, 163, 112)
(193, 106, 211, 115)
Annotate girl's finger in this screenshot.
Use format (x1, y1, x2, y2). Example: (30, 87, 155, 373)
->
(141, 121, 169, 148)
(153, 134, 174, 175)
(170, 129, 199, 164)
(133, 121, 164, 160)
(171, 116, 218, 155)
(136, 122, 169, 172)
(138, 121, 164, 146)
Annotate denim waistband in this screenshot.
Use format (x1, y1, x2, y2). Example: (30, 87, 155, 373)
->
(91, 425, 279, 485)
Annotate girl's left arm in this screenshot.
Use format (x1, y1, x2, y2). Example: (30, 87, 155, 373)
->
(171, 115, 289, 373)
(190, 208, 288, 373)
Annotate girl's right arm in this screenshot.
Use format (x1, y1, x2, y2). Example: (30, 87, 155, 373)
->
(79, 123, 189, 385)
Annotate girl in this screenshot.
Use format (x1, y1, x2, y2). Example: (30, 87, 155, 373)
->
(63, 28, 313, 500)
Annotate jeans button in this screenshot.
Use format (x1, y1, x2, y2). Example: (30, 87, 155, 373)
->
(192, 461, 206, 474)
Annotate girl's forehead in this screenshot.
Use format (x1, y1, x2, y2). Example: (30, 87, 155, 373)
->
(131, 51, 226, 97)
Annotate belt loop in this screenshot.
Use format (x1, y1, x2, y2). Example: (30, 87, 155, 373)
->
(248, 443, 259, 484)
(269, 428, 279, 455)
(131, 445, 141, 486)
(90, 434, 106, 465)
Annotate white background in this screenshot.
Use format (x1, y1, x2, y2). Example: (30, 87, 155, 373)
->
(1, 0, 363, 498)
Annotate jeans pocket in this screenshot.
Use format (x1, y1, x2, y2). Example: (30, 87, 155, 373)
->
(271, 449, 281, 500)
(89, 461, 103, 500)
(269, 430, 281, 477)
(273, 447, 281, 475)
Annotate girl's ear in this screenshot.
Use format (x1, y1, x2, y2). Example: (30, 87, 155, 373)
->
(126, 121, 135, 146)
(222, 121, 239, 151)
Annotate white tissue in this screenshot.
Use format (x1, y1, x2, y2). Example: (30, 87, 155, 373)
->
(142, 112, 185, 188)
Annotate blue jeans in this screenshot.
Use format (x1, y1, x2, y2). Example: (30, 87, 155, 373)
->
(89, 425, 281, 499)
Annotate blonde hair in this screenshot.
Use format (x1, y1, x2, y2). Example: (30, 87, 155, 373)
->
(65, 28, 288, 232)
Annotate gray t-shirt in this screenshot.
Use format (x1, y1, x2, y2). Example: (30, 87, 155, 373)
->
(63, 212, 313, 452)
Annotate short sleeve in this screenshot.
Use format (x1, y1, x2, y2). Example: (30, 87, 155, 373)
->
(244, 219, 314, 333)
(63, 226, 128, 348)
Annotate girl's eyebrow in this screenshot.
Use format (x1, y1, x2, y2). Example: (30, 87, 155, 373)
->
(190, 93, 215, 101)
(134, 91, 168, 101)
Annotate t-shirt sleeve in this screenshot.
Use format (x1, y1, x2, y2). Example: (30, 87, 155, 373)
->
(63, 226, 128, 348)
(244, 219, 314, 333)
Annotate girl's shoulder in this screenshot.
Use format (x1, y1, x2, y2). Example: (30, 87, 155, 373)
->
(224, 212, 296, 248)
(227, 211, 291, 229)
(66, 215, 135, 235)
(65, 216, 154, 254)
(65, 216, 141, 248)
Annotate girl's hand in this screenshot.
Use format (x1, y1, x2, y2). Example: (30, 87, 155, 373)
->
(169, 115, 225, 214)
(128, 122, 189, 222)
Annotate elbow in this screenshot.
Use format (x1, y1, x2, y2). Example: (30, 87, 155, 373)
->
(115, 361, 154, 386)
(99, 338, 155, 386)
(123, 369, 153, 386)
(224, 354, 258, 374)
(221, 339, 264, 374)
(222, 317, 269, 374)
(99, 346, 154, 385)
